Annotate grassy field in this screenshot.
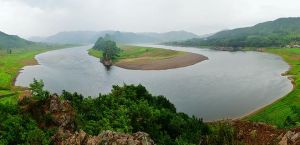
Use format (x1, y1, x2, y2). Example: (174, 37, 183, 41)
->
(246, 48, 300, 127)
(0, 48, 49, 104)
(88, 48, 103, 58)
(88, 45, 186, 61)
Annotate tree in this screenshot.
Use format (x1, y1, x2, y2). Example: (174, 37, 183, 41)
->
(29, 79, 49, 101)
(92, 35, 120, 63)
(61, 84, 210, 145)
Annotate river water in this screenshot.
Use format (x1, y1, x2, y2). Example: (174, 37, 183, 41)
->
(15, 45, 293, 121)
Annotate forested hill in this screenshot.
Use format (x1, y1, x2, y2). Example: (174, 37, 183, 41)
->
(167, 17, 300, 48)
(0, 31, 34, 49)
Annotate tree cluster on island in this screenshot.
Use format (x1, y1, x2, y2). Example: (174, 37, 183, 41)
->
(92, 35, 120, 66)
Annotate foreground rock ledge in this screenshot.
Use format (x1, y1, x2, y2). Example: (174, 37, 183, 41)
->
(20, 94, 155, 145)
(53, 129, 155, 145)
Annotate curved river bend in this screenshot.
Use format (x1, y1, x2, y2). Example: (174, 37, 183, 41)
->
(15, 45, 293, 121)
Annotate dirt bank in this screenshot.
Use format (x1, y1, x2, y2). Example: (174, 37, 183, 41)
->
(115, 52, 208, 70)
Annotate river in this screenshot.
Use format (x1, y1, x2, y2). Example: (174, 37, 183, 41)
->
(15, 45, 293, 121)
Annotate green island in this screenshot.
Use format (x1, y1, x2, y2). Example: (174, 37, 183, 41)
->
(89, 45, 184, 60)
(89, 44, 207, 70)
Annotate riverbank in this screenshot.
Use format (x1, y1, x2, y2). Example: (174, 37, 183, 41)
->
(88, 45, 208, 70)
(0, 45, 75, 105)
(245, 48, 300, 128)
(0, 48, 49, 104)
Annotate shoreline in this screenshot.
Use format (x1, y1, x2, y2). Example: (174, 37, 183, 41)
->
(240, 50, 295, 121)
(204, 50, 294, 123)
(114, 53, 208, 70)
(12, 55, 40, 87)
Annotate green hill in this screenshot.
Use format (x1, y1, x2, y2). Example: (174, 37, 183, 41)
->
(0, 31, 34, 49)
(169, 17, 300, 48)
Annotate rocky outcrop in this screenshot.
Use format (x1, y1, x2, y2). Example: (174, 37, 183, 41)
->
(53, 129, 155, 145)
(232, 120, 300, 145)
(20, 94, 76, 130)
(46, 94, 76, 129)
(20, 94, 155, 145)
(278, 131, 300, 145)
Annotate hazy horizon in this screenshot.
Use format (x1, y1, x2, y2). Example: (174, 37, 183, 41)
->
(1, 0, 300, 38)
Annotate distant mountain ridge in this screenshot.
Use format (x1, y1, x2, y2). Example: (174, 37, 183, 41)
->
(29, 30, 199, 44)
(168, 17, 300, 48)
(0, 31, 34, 49)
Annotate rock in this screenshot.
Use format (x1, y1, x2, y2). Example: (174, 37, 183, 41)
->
(20, 93, 156, 145)
(49, 94, 61, 112)
(46, 94, 76, 129)
(277, 131, 300, 145)
(279, 135, 288, 145)
(286, 131, 295, 139)
(291, 132, 300, 142)
(53, 130, 155, 145)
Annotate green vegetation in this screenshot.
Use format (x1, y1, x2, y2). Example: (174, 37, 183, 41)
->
(62, 84, 209, 144)
(168, 17, 300, 49)
(0, 31, 70, 50)
(0, 37, 75, 106)
(92, 36, 120, 63)
(0, 80, 59, 144)
(0, 103, 52, 144)
(89, 45, 185, 61)
(246, 48, 300, 128)
(118, 45, 184, 59)
(0, 31, 34, 49)
(0, 48, 49, 105)
(0, 48, 46, 89)
(88, 48, 103, 58)
(0, 79, 239, 145)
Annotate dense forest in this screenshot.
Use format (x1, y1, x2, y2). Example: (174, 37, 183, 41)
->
(166, 17, 300, 48)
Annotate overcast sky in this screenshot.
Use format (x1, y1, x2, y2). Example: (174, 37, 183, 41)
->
(0, 0, 300, 38)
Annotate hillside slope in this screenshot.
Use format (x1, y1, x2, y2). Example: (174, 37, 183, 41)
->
(0, 31, 34, 49)
(169, 17, 300, 48)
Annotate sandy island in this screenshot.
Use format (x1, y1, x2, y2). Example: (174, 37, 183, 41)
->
(115, 52, 208, 70)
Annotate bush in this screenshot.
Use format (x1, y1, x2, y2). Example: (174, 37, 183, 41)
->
(62, 84, 210, 144)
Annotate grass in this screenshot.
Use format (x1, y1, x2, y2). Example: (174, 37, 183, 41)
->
(245, 48, 300, 127)
(0, 89, 13, 96)
(88, 45, 186, 61)
(88, 48, 103, 58)
(0, 45, 74, 105)
(0, 94, 18, 105)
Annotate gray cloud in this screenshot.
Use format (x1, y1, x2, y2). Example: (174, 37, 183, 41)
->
(0, 0, 300, 38)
